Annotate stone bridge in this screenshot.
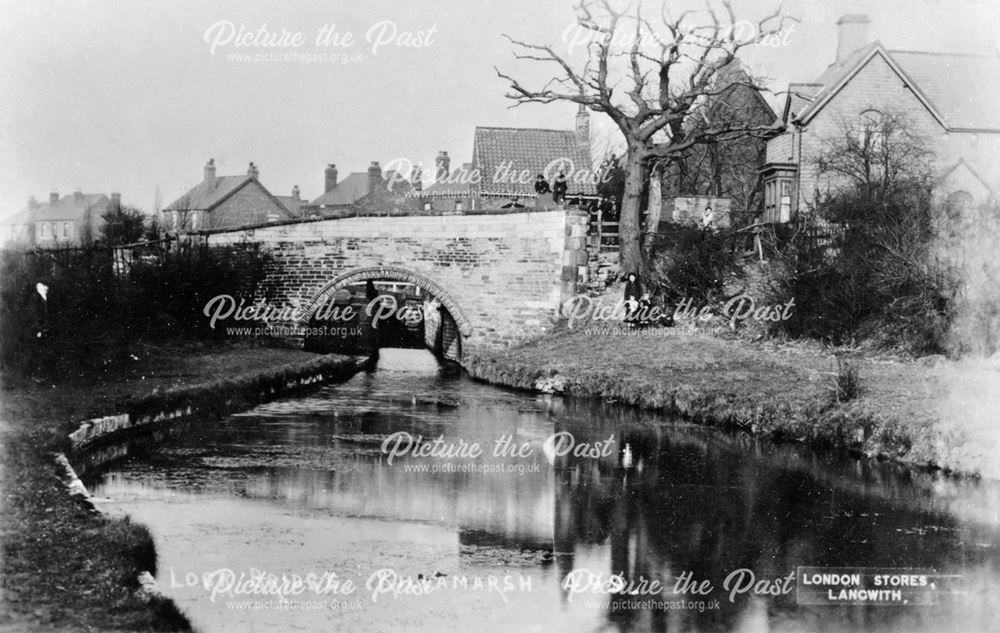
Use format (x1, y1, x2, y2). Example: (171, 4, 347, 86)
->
(204, 209, 591, 361)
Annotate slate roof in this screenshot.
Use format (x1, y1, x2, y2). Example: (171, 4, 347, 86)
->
(165, 175, 251, 211)
(471, 127, 595, 196)
(309, 172, 370, 207)
(790, 42, 1000, 132)
(3, 194, 110, 226)
(275, 196, 304, 217)
(889, 50, 1000, 130)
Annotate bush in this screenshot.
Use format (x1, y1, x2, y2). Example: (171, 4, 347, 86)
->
(769, 187, 959, 355)
(0, 243, 272, 376)
(648, 223, 740, 304)
(832, 357, 860, 403)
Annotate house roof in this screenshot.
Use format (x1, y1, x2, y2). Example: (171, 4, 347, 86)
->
(3, 193, 110, 226)
(309, 172, 370, 207)
(166, 174, 293, 220)
(423, 163, 475, 197)
(275, 196, 304, 217)
(888, 50, 1000, 130)
(472, 126, 595, 196)
(166, 175, 251, 211)
(791, 42, 1000, 132)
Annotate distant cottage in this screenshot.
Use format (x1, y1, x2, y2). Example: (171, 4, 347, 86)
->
(763, 14, 1000, 222)
(305, 161, 415, 217)
(164, 159, 295, 231)
(1, 190, 118, 247)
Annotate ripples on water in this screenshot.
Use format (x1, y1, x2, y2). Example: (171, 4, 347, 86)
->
(91, 349, 1000, 633)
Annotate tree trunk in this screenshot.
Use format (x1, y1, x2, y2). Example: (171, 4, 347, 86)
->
(618, 149, 646, 275)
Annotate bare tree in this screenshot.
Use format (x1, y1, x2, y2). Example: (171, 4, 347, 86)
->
(496, 0, 794, 273)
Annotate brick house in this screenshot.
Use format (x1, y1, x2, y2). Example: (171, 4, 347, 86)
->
(421, 106, 596, 212)
(762, 14, 1000, 223)
(164, 159, 295, 231)
(305, 161, 417, 217)
(1, 190, 116, 248)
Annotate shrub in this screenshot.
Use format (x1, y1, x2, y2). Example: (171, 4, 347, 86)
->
(648, 223, 740, 304)
(0, 242, 272, 376)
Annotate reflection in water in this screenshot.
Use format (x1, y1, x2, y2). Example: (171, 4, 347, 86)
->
(91, 349, 1000, 633)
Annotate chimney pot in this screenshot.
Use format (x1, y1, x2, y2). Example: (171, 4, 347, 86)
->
(204, 158, 217, 191)
(111, 191, 122, 206)
(575, 104, 590, 149)
(835, 14, 870, 62)
(247, 161, 260, 179)
(49, 191, 59, 205)
(292, 185, 300, 200)
(368, 161, 382, 196)
(435, 151, 451, 182)
(324, 163, 339, 191)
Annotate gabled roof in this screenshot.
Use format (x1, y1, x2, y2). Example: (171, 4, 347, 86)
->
(309, 172, 370, 207)
(791, 42, 1000, 132)
(166, 175, 250, 211)
(472, 126, 595, 196)
(888, 50, 1000, 130)
(936, 157, 993, 194)
(166, 174, 293, 219)
(3, 194, 110, 226)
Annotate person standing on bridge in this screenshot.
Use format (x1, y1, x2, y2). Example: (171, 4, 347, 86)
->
(552, 171, 568, 204)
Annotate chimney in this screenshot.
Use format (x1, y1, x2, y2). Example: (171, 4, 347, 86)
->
(435, 151, 450, 181)
(835, 14, 870, 62)
(204, 158, 217, 191)
(411, 164, 423, 192)
(74, 188, 84, 202)
(324, 163, 338, 191)
(111, 191, 122, 207)
(49, 191, 59, 204)
(292, 185, 300, 200)
(27, 196, 36, 210)
(368, 161, 382, 196)
(247, 161, 260, 179)
(575, 104, 590, 148)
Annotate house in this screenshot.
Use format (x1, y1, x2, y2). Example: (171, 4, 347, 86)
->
(762, 14, 1000, 222)
(305, 161, 417, 217)
(1, 190, 115, 248)
(661, 59, 777, 226)
(164, 159, 295, 231)
(421, 106, 596, 212)
(275, 185, 305, 218)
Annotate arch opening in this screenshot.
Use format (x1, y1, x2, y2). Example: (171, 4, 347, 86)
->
(300, 266, 471, 361)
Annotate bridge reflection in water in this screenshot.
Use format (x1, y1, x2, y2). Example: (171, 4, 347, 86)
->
(90, 349, 1000, 633)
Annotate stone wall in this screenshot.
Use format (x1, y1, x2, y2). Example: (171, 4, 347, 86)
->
(206, 210, 584, 357)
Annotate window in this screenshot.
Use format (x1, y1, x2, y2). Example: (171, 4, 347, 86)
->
(39, 222, 49, 239)
(423, 201, 432, 211)
(62, 222, 71, 239)
(764, 178, 794, 223)
(190, 211, 199, 230)
(455, 201, 464, 213)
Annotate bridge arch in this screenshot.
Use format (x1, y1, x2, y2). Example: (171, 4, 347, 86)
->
(299, 265, 473, 337)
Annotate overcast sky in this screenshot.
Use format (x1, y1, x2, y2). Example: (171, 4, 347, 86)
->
(0, 0, 997, 216)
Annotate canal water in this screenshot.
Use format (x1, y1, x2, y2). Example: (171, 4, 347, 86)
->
(90, 349, 1000, 633)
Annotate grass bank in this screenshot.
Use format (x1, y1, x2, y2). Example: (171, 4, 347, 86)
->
(0, 342, 360, 632)
(465, 322, 1000, 479)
